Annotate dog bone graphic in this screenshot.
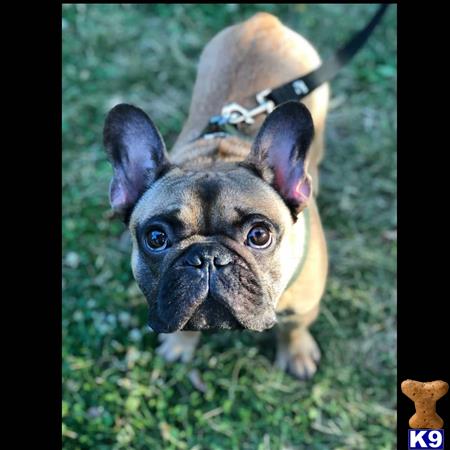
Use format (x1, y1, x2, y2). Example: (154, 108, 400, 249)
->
(401, 379, 448, 429)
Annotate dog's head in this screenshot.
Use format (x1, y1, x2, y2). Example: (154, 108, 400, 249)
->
(103, 102, 314, 332)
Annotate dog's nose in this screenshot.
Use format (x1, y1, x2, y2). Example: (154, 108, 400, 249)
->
(184, 244, 232, 268)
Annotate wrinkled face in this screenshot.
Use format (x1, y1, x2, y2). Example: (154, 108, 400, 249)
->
(104, 102, 314, 333)
(129, 165, 298, 332)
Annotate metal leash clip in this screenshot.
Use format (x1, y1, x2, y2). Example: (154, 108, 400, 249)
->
(200, 89, 275, 140)
(220, 88, 275, 125)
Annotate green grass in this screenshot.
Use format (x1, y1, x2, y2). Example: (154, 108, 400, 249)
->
(62, 4, 397, 449)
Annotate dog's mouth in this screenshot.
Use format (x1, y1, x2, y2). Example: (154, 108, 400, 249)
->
(181, 294, 244, 331)
(147, 256, 277, 333)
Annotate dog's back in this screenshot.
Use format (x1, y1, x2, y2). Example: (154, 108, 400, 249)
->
(172, 12, 329, 190)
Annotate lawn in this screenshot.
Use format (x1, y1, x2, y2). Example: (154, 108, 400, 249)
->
(62, 4, 397, 449)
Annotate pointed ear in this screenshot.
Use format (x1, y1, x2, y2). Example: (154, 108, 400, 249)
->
(103, 104, 171, 220)
(246, 101, 314, 215)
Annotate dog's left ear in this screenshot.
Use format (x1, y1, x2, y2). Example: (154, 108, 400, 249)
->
(103, 104, 171, 221)
(246, 101, 314, 215)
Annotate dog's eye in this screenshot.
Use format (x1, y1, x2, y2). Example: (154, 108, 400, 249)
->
(144, 228, 168, 251)
(246, 225, 272, 249)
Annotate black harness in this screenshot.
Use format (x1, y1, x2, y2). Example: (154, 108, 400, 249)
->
(197, 4, 391, 141)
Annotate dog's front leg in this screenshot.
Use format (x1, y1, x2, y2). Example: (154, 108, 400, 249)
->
(275, 305, 321, 380)
(156, 331, 201, 363)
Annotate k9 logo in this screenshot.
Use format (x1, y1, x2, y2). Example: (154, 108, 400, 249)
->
(408, 429, 444, 449)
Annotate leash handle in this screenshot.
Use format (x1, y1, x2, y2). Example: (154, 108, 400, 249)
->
(268, 4, 391, 104)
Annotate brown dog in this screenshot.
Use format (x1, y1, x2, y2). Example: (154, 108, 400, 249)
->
(104, 13, 329, 379)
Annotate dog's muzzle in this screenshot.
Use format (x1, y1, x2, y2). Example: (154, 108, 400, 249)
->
(148, 243, 276, 333)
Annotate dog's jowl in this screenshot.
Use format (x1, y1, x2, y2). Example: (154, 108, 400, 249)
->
(104, 13, 329, 380)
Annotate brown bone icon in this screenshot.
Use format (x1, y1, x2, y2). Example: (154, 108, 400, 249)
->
(401, 379, 448, 429)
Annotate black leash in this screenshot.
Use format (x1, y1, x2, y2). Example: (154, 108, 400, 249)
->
(267, 4, 390, 104)
(198, 4, 391, 140)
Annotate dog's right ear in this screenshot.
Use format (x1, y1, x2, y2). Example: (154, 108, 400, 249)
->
(103, 104, 171, 221)
(245, 101, 314, 216)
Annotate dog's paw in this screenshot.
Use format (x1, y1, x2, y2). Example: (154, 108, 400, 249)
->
(275, 329, 321, 380)
(156, 331, 201, 363)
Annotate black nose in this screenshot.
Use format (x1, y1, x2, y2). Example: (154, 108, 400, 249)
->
(184, 244, 232, 269)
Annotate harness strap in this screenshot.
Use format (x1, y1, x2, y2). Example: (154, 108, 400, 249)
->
(286, 206, 311, 290)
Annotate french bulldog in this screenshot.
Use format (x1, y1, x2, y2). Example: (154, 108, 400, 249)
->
(103, 12, 329, 379)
